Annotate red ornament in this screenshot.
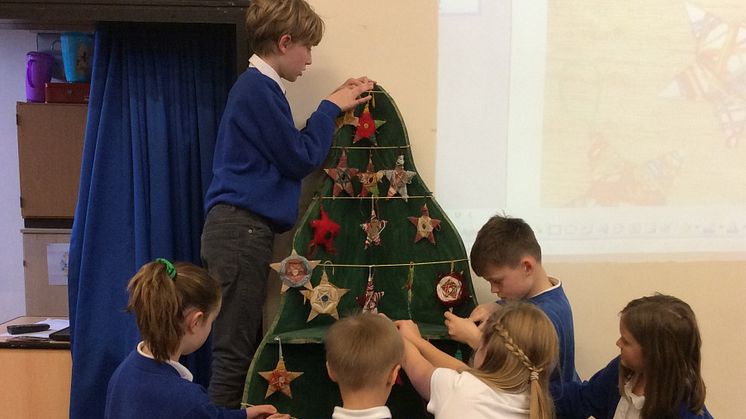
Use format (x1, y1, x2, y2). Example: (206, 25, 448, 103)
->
(353, 103, 377, 144)
(307, 206, 341, 257)
(324, 149, 359, 197)
(435, 271, 467, 308)
(408, 204, 441, 244)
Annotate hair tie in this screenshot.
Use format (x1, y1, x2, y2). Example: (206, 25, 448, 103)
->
(155, 258, 177, 280)
(529, 368, 541, 382)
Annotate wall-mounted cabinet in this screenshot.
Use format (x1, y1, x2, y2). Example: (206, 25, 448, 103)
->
(16, 102, 85, 219)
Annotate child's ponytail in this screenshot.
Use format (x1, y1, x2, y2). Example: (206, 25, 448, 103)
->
(126, 259, 221, 362)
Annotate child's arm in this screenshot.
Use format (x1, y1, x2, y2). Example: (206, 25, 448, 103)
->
(395, 320, 469, 371)
(444, 311, 481, 349)
(469, 302, 501, 324)
(325, 78, 374, 112)
(400, 338, 435, 400)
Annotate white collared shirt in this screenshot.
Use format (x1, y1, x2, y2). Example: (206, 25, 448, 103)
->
(248, 54, 286, 95)
(331, 406, 392, 419)
(136, 341, 193, 382)
(613, 374, 644, 419)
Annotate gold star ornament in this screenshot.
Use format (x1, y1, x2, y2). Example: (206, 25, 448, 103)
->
(258, 356, 303, 398)
(300, 270, 349, 321)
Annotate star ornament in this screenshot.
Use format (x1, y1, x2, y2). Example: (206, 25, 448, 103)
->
(358, 157, 384, 197)
(300, 270, 349, 321)
(324, 149, 359, 197)
(353, 102, 386, 144)
(408, 204, 441, 244)
(258, 356, 303, 398)
(307, 206, 341, 256)
(270, 249, 320, 293)
(380, 155, 417, 201)
(335, 110, 358, 132)
(361, 209, 387, 248)
(356, 272, 384, 314)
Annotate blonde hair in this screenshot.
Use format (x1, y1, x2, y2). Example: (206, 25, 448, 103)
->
(325, 313, 404, 391)
(619, 294, 706, 419)
(245, 0, 324, 56)
(127, 261, 221, 362)
(469, 302, 558, 419)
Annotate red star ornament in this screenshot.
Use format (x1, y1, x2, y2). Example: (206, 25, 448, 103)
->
(408, 204, 441, 244)
(358, 156, 384, 198)
(270, 249, 320, 293)
(258, 356, 303, 398)
(356, 271, 384, 314)
(353, 102, 386, 144)
(324, 149, 359, 197)
(307, 206, 340, 257)
(380, 155, 417, 201)
(361, 209, 387, 249)
(300, 270, 349, 321)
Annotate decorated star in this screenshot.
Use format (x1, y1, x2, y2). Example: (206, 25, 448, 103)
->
(356, 271, 384, 314)
(270, 249, 320, 293)
(358, 156, 384, 197)
(258, 356, 303, 398)
(335, 110, 358, 132)
(379, 154, 417, 201)
(324, 149, 359, 197)
(307, 206, 340, 257)
(661, 2, 746, 147)
(360, 208, 387, 248)
(353, 102, 386, 144)
(300, 270, 349, 321)
(408, 204, 441, 244)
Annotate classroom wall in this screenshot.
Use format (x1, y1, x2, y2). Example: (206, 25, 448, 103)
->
(0, 30, 34, 322)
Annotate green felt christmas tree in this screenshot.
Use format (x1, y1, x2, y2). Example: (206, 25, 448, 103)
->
(242, 85, 477, 418)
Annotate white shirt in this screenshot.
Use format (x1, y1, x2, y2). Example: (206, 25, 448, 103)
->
(136, 341, 193, 381)
(332, 405, 392, 419)
(248, 54, 286, 95)
(427, 368, 529, 419)
(613, 374, 644, 419)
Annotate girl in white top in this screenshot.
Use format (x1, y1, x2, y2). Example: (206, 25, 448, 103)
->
(394, 301, 558, 419)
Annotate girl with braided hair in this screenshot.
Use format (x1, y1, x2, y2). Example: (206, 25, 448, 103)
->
(394, 301, 558, 419)
(105, 259, 289, 419)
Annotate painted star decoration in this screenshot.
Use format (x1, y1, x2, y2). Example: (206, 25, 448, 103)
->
(258, 356, 303, 398)
(300, 270, 349, 321)
(379, 155, 417, 201)
(307, 205, 341, 257)
(661, 2, 746, 147)
(361, 208, 387, 248)
(352, 102, 386, 144)
(356, 272, 384, 314)
(270, 249, 320, 293)
(358, 156, 384, 197)
(324, 149, 359, 197)
(408, 204, 441, 244)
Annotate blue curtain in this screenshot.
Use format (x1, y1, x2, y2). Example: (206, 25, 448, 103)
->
(67, 23, 234, 419)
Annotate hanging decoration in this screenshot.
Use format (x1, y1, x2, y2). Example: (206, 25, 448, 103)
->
(258, 337, 303, 398)
(270, 249, 319, 292)
(300, 267, 349, 321)
(324, 149, 359, 197)
(360, 204, 387, 249)
(408, 203, 441, 244)
(380, 154, 417, 201)
(335, 109, 358, 132)
(353, 102, 386, 144)
(435, 271, 467, 309)
(402, 263, 415, 319)
(358, 154, 384, 197)
(356, 267, 384, 314)
(307, 205, 341, 257)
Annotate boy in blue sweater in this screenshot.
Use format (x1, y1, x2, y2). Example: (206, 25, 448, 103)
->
(444, 214, 579, 386)
(201, 0, 374, 408)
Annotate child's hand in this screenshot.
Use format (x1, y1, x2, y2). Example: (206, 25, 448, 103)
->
(326, 77, 375, 112)
(444, 311, 481, 349)
(469, 302, 500, 324)
(393, 319, 422, 342)
(245, 404, 289, 419)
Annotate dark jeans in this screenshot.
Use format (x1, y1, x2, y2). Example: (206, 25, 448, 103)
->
(201, 203, 274, 408)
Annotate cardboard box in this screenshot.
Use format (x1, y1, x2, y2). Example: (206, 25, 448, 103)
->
(45, 82, 90, 103)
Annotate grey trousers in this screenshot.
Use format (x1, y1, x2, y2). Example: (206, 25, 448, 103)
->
(201, 203, 273, 408)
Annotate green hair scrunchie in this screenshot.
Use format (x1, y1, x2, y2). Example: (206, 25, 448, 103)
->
(155, 258, 177, 280)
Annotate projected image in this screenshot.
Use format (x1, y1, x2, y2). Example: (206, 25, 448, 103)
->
(540, 0, 746, 209)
